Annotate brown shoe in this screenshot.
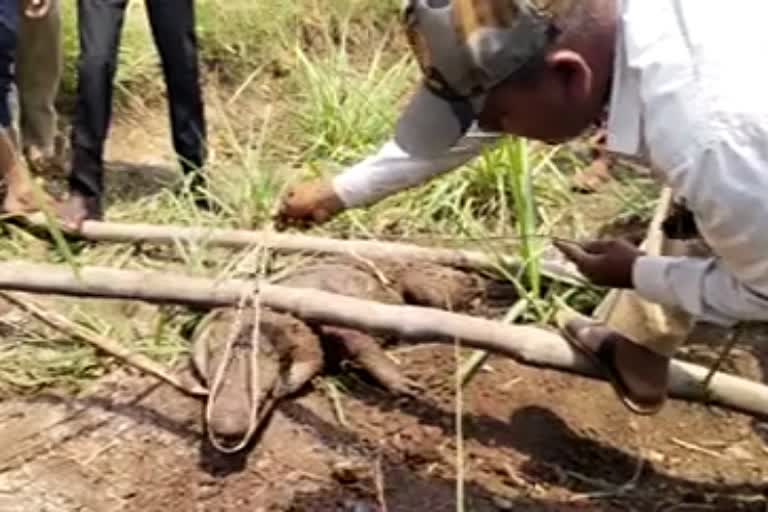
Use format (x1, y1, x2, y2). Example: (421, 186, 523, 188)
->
(562, 317, 670, 415)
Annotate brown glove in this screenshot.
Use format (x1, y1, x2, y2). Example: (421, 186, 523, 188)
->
(274, 178, 345, 229)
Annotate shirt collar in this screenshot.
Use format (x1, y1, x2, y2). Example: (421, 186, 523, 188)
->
(605, 0, 643, 157)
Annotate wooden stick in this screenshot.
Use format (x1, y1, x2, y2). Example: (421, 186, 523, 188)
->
(0, 292, 208, 397)
(20, 214, 583, 284)
(0, 261, 766, 418)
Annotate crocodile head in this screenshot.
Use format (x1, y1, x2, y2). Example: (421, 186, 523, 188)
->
(191, 307, 285, 453)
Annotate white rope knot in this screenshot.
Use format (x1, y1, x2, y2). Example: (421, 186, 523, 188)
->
(205, 279, 264, 454)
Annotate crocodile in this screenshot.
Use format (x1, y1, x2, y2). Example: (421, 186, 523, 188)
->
(190, 258, 516, 451)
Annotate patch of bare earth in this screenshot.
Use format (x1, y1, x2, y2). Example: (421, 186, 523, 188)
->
(0, 325, 766, 512)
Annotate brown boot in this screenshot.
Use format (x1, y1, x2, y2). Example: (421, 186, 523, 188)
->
(562, 317, 670, 415)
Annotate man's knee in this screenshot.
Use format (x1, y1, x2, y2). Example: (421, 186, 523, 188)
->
(0, 19, 15, 50)
(77, 51, 117, 80)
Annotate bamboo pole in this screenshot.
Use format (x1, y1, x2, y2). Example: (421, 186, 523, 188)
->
(0, 261, 765, 418)
(20, 214, 583, 284)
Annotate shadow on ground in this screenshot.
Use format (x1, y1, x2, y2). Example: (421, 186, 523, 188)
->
(104, 160, 180, 204)
(19, 375, 768, 512)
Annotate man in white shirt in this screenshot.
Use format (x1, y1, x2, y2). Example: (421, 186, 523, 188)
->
(277, 0, 768, 415)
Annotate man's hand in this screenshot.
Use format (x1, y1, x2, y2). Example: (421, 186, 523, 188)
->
(24, 0, 51, 18)
(554, 238, 644, 289)
(274, 178, 345, 229)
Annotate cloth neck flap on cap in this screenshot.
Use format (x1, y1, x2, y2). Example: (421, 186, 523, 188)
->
(450, 0, 568, 91)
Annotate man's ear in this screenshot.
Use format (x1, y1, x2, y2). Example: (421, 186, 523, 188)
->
(546, 49, 592, 103)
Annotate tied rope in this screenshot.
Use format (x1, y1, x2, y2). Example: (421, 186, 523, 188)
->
(205, 247, 267, 454)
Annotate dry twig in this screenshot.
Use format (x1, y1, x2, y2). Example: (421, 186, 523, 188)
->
(0, 292, 207, 397)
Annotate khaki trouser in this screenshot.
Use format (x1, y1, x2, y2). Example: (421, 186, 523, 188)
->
(14, 0, 62, 158)
(595, 188, 701, 358)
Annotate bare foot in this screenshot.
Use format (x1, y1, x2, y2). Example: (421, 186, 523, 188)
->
(2, 182, 50, 216)
(55, 191, 102, 231)
(572, 156, 614, 193)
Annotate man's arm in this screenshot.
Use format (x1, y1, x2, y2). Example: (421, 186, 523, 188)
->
(555, 140, 768, 328)
(633, 137, 768, 326)
(555, 238, 768, 327)
(633, 256, 768, 326)
(277, 126, 502, 226)
(333, 126, 502, 208)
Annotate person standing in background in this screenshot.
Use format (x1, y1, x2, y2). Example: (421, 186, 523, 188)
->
(15, 0, 62, 179)
(0, 0, 53, 214)
(58, 0, 207, 228)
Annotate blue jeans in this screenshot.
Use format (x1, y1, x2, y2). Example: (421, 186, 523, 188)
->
(0, 0, 19, 128)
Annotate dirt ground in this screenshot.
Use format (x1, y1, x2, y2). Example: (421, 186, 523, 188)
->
(2, 113, 767, 512)
(0, 332, 767, 512)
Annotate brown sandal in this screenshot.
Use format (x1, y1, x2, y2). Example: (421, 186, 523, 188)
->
(562, 318, 667, 415)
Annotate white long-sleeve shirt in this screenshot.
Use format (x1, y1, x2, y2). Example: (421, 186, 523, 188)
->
(332, 0, 768, 327)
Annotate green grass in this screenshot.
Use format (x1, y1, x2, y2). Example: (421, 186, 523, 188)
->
(59, 0, 403, 104)
(290, 24, 416, 164)
(1, 0, 659, 396)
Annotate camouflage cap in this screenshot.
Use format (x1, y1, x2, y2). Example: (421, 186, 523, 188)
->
(395, 0, 574, 157)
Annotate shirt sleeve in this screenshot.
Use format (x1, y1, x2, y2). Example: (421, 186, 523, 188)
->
(632, 138, 768, 326)
(633, 255, 768, 327)
(332, 125, 503, 208)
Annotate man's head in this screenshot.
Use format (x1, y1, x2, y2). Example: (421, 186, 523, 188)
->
(396, 0, 617, 156)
